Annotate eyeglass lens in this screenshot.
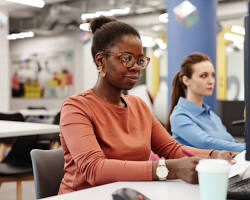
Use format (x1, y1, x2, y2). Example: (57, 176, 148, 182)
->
(120, 54, 148, 68)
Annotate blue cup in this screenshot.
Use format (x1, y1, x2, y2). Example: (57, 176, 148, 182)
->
(196, 159, 231, 200)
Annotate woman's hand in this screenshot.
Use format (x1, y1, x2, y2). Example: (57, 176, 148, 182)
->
(210, 150, 238, 164)
(165, 156, 202, 184)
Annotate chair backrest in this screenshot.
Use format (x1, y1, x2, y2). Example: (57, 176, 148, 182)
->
(53, 112, 61, 125)
(218, 100, 245, 137)
(30, 148, 64, 199)
(0, 112, 25, 122)
(3, 135, 38, 167)
(0, 112, 25, 145)
(27, 106, 47, 110)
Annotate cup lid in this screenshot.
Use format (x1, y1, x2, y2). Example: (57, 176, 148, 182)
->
(196, 159, 231, 173)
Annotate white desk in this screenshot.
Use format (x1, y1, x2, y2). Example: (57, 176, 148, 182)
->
(19, 109, 59, 117)
(0, 120, 60, 138)
(41, 180, 200, 200)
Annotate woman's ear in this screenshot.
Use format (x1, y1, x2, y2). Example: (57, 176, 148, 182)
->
(182, 75, 189, 87)
(95, 52, 104, 67)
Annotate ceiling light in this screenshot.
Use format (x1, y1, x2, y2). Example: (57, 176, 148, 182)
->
(79, 23, 90, 32)
(6, 0, 45, 8)
(81, 13, 98, 21)
(155, 39, 167, 50)
(224, 32, 244, 44)
(7, 32, 34, 40)
(136, 7, 155, 14)
(141, 35, 154, 48)
(110, 7, 130, 15)
(96, 11, 114, 17)
(81, 7, 130, 21)
(152, 25, 164, 32)
(153, 49, 163, 58)
(159, 13, 168, 23)
(231, 25, 245, 35)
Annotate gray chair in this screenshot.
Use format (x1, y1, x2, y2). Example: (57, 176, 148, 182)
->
(30, 148, 64, 199)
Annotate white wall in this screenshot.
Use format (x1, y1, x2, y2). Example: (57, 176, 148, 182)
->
(226, 48, 244, 100)
(9, 31, 98, 110)
(0, 11, 9, 112)
(82, 40, 98, 91)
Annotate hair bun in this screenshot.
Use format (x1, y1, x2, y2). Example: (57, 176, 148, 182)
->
(90, 16, 116, 34)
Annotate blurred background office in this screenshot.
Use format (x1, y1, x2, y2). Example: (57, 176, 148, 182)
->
(0, 0, 248, 199)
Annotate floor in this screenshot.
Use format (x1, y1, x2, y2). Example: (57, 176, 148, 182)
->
(0, 180, 35, 200)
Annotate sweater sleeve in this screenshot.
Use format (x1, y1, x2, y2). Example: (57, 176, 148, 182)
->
(60, 101, 152, 187)
(170, 113, 245, 152)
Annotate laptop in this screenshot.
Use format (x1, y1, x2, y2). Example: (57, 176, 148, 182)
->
(227, 177, 250, 199)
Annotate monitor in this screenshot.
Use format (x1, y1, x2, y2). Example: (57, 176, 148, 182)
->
(244, 12, 250, 160)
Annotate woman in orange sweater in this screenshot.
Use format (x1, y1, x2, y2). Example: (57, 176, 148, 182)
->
(58, 16, 236, 194)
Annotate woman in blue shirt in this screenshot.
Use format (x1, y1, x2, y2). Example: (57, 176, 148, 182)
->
(166, 52, 245, 152)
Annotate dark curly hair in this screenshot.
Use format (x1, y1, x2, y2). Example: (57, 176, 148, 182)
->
(89, 16, 141, 66)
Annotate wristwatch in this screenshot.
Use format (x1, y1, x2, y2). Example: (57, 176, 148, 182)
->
(156, 157, 169, 180)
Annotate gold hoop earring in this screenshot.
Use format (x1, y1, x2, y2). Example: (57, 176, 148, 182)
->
(97, 66, 102, 72)
(100, 71, 106, 78)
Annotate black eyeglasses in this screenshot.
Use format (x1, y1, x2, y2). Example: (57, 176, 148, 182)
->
(102, 52, 150, 70)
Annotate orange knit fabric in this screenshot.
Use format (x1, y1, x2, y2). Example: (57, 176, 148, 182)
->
(58, 89, 212, 194)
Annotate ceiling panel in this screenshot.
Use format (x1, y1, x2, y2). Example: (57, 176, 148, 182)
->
(0, 0, 248, 36)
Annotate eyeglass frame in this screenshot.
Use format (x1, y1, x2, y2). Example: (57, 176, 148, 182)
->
(101, 51, 150, 70)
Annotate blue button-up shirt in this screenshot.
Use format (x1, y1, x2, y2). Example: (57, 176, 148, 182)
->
(170, 97, 245, 152)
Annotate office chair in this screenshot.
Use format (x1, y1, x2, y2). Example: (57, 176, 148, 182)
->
(26, 106, 47, 120)
(218, 100, 245, 137)
(30, 148, 64, 199)
(35, 111, 61, 149)
(0, 112, 25, 121)
(27, 106, 47, 110)
(0, 135, 38, 200)
(0, 112, 51, 159)
(25, 108, 61, 150)
(50, 111, 61, 148)
(0, 112, 25, 162)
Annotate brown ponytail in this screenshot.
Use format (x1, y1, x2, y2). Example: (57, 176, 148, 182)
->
(166, 71, 186, 133)
(166, 52, 211, 134)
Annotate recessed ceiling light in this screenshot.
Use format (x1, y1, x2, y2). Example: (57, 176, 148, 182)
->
(159, 13, 168, 23)
(6, 0, 45, 8)
(231, 25, 245, 35)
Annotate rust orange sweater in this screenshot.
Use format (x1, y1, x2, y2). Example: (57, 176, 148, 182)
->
(58, 89, 212, 194)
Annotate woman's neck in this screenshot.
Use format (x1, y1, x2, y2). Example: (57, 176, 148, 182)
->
(93, 80, 124, 107)
(186, 93, 203, 107)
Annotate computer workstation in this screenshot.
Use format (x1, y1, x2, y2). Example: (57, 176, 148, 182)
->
(227, 8, 250, 200)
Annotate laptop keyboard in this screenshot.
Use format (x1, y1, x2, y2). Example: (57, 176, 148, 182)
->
(227, 177, 250, 199)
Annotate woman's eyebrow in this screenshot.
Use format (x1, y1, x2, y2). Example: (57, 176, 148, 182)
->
(121, 51, 144, 56)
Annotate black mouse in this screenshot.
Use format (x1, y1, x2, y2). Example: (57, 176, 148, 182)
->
(112, 187, 151, 200)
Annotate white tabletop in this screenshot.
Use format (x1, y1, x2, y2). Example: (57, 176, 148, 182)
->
(19, 109, 59, 117)
(41, 180, 200, 200)
(0, 120, 60, 138)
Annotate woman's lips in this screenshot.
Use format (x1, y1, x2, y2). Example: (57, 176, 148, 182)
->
(126, 75, 139, 83)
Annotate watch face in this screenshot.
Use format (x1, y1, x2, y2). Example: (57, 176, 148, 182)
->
(157, 166, 168, 178)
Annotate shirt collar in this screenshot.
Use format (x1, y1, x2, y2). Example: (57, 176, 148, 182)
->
(177, 97, 211, 116)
